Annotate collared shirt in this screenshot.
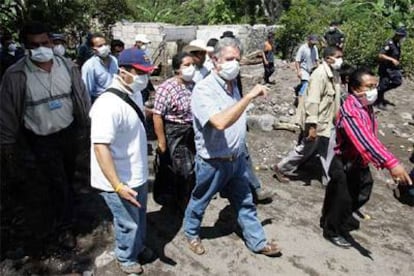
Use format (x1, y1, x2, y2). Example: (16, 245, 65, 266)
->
(90, 76, 148, 191)
(24, 55, 73, 135)
(81, 55, 118, 98)
(295, 43, 319, 80)
(153, 77, 194, 124)
(305, 61, 341, 138)
(191, 71, 246, 159)
(336, 94, 399, 169)
(193, 65, 210, 83)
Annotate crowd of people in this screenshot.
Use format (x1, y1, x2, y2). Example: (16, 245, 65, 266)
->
(0, 20, 413, 274)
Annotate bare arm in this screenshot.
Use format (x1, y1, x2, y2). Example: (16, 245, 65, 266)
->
(295, 61, 301, 79)
(209, 84, 268, 130)
(94, 143, 141, 207)
(378, 54, 399, 66)
(153, 114, 167, 153)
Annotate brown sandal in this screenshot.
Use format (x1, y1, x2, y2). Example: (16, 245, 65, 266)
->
(188, 237, 206, 255)
(258, 241, 282, 257)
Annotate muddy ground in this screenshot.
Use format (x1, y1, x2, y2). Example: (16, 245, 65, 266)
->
(1, 61, 413, 275)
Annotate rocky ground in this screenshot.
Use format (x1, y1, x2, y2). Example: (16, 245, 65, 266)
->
(1, 61, 413, 276)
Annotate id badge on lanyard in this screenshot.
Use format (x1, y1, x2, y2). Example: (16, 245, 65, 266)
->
(48, 99, 62, 110)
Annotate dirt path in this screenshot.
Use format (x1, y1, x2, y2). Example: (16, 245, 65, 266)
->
(1, 61, 413, 275)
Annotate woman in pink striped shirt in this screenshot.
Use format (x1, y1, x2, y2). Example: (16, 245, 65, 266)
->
(320, 67, 412, 248)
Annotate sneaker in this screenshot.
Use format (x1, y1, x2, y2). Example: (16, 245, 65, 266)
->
(117, 261, 143, 274)
(376, 103, 388, 111)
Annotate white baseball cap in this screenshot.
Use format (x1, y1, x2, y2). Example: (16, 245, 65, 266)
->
(135, 34, 150, 44)
(183, 39, 214, 53)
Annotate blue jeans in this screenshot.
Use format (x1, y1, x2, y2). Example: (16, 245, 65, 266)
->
(101, 184, 148, 266)
(184, 154, 267, 252)
(299, 80, 309, 96)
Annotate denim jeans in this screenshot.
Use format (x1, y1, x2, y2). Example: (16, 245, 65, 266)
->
(299, 80, 309, 96)
(184, 154, 267, 252)
(101, 183, 148, 266)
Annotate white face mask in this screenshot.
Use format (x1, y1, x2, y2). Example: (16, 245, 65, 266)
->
(8, 43, 17, 52)
(53, 44, 65, 56)
(362, 88, 378, 106)
(140, 44, 147, 50)
(331, 57, 343, 70)
(121, 69, 149, 93)
(181, 65, 195, 82)
(96, 45, 110, 58)
(30, 46, 54, 63)
(218, 59, 240, 81)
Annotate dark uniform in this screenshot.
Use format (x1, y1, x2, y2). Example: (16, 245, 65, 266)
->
(377, 38, 403, 105)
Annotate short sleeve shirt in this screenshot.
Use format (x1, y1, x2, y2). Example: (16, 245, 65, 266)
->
(295, 43, 319, 81)
(379, 39, 401, 64)
(153, 77, 194, 124)
(191, 71, 246, 159)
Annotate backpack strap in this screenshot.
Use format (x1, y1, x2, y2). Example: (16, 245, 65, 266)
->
(106, 88, 147, 128)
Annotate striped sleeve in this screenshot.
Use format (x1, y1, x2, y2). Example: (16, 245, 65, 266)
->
(340, 101, 399, 169)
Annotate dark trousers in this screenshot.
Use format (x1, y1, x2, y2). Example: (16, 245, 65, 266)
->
(263, 62, 275, 83)
(25, 123, 79, 230)
(321, 157, 373, 237)
(377, 66, 402, 104)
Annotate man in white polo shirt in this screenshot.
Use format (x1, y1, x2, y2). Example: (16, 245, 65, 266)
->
(90, 48, 156, 274)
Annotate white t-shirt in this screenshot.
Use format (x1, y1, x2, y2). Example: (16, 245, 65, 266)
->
(90, 79, 148, 191)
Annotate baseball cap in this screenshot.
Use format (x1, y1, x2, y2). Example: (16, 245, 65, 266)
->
(50, 33, 66, 42)
(395, 27, 407, 37)
(308, 34, 319, 43)
(118, 48, 154, 73)
(134, 34, 150, 43)
(220, 31, 236, 39)
(183, 39, 213, 53)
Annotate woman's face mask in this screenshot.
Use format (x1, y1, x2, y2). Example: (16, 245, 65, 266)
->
(181, 64, 195, 82)
(361, 88, 378, 106)
(53, 44, 66, 56)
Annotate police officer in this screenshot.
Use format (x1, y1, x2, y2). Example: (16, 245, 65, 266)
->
(323, 20, 345, 50)
(376, 27, 407, 110)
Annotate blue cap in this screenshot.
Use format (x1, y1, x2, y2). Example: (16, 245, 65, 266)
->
(395, 27, 407, 37)
(118, 48, 154, 73)
(50, 33, 66, 42)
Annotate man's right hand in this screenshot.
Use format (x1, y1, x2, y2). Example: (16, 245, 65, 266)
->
(389, 164, 412, 185)
(118, 185, 141, 207)
(248, 84, 269, 100)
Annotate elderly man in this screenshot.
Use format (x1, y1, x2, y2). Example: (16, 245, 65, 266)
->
(81, 33, 118, 103)
(90, 48, 156, 274)
(0, 21, 90, 248)
(183, 37, 281, 256)
(183, 39, 212, 82)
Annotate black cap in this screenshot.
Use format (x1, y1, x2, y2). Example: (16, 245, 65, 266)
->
(395, 27, 407, 37)
(220, 31, 236, 39)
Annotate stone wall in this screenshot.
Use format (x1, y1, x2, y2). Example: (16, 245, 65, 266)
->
(111, 22, 277, 75)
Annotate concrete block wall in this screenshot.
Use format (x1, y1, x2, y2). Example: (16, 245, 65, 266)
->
(111, 22, 278, 68)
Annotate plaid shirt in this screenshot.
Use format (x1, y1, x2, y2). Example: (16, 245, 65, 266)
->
(153, 77, 194, 124)
(335, 94, 399, 169)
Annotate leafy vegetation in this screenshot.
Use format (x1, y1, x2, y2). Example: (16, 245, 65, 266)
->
(1, 0, 413, 76)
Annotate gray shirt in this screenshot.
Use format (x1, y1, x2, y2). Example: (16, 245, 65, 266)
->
(191, 71, 246, 159)
(24, 56, 73, 135)
(295, 43, 319, 81)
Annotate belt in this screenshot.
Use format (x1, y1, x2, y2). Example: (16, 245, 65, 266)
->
(202, 154, 237, 162)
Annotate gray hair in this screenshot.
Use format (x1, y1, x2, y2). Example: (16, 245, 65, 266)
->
(214, 37, 243, 58)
